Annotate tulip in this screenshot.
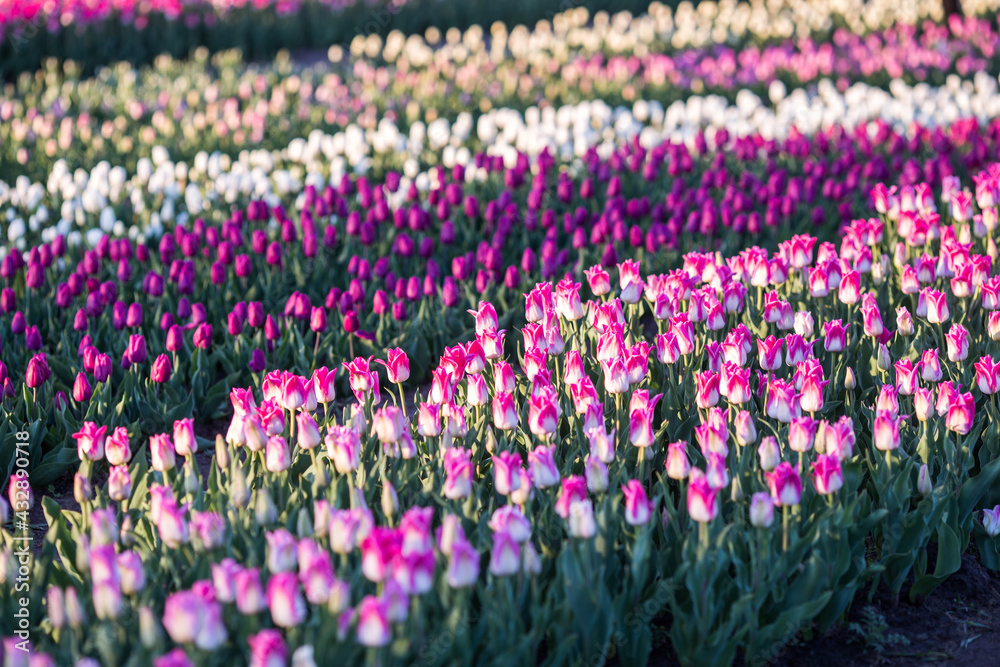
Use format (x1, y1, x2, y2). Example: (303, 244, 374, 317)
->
(586, 426, 616, 464)
(150, 433, 176, 472)
(447, 538, 480, 588)
(812, 454, 844, 495)
(918, 464, 933, 496)
(945, 392, 975, 434)
(749, 492, 775, 528)
(945, 324, 969, 362)
(694, 371, 720, 408)
(925, 289, 950, 323)
(823, 320, 847, 352)
(757, 436, 781, 471)
(687, 469, 719, 523)
(664, 441, 690, 480)
(325, 426, 360, 473)
(492, 391, 519, 431)
(353, 595, 392, 647)
(108, 466, 132, 502)
(377, 348, 410, 384)
(489, 530, 521, 576)
(158, 499, 189, 548)
(248, 629, 289, 666)
(983, 506, 1000, 538)
(622, 480, 654, 526)
(104, 427, 131, 466)
(568, 499, 597, 538)
(757, 336, 783, 371)
(162, 591, 203, 645)
(72, 372, 92, 403)
(528, 445, 560, 488)
(73, 422, 107, 462)
(975, 356, 1000, 395)
(766, 462, 802, 506)
(467, 301, 499, 334)
(232, 567, 268, 616)
(627, 396, 659, 451)
(172, 418, 197, 457)
(894, 358, 921, 396)
(266, 572, 306, 628)
(873, 414, 900, 451)
(788, 416, 816, 453)
(151, 354, 172, 382)
(443, 448, 473, 499)
(554, 476, 588, 519)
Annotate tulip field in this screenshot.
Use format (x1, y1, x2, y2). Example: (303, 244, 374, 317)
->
(6, 0, 1000, 665)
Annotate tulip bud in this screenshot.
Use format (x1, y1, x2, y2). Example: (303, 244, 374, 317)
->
(292, 645, 318, 667)
(917, 464, 932, 496)
(735, 410, 757, 447)
(845, 368, 856, 390)
(730, 476, 744, 503)
(749, 492, 775, 528)
(297, 508, 314, 539)
(255, 488, 277, 526)
(896, 307, 914, 336)
(120, 514, 135, 548)
(381, 481, 398, 518)
(757, 436, 781, 472)
(230, 465, 250, 506)
(984, 506, 1000, 537)
(215, 434, 230, 470)
(74, 472, 93, 504)
(484, 426, 496, 454)
(877, 344, 891, 371)
(47, 587, 66, 629)
(585, 455, 609, 494)
(139, 605, 160, 648)
(183, 458, 199, 496)
(65, 587, 85, 629)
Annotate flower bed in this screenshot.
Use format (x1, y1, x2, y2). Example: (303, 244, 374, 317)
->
(2, 1, 1000, 665)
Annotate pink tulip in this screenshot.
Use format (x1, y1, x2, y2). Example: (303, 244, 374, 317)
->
(73, 422, 106, 462)
(687, 469, 719, 523)
(492, 391, 519, 431)
(812, 454, 844, 495)
(873, 414, 900, 451)
(528, 445, 560, 488)
(975, 356, 1000, 394)
(266, 572, 306, 628)
(694, 371, 720, 408)
(945, 392, 975, 434)
(377, 348, 410, 383)
(443, 448, 473, 499)
(492, 451, 523, 496)
(766, 462, 802, 506)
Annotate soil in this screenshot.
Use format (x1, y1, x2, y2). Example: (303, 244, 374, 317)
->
(643, 549, 1000, 667)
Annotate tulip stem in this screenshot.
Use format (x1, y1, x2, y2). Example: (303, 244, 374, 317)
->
(638, 446, 646, 485)
(396, 382, 407, 418)
(782, 505, 790, 552)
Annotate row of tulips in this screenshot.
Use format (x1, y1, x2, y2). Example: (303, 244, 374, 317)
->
(7, 4, 1000, 184)
(0, 0, 664, 79)
(4, 162, 1000, 664)
(8, 110, 1000, 484)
